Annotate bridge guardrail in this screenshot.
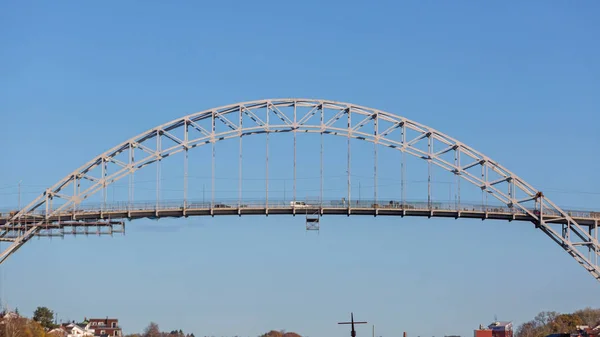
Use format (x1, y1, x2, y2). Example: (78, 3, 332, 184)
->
(1, 199, 599, 220)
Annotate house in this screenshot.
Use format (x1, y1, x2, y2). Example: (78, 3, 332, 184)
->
(0, 311, 21, 328)
(574, 325, 600, 337)
(59, 322, 94, 337)
(86, 318, 122, 337)
(48, 327, 68, 337)
(0, 311, 19, 321)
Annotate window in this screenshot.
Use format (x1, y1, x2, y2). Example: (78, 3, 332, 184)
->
(111, 323, 116, 328)
(114, 332, 118, 336)
(101, 331, 105, 335)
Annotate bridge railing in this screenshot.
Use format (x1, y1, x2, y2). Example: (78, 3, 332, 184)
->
(1, 199, 599, 219)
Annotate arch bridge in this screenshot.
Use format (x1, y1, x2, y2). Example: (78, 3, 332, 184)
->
(1, 99, 598, 281)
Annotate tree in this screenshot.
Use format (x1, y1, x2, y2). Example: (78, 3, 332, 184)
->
(24, 320, 46, 337)
(533, 311, 559, 337)
(516, 309, 600, 337)
(32, 307, 55, 330)
(515, 321, 538, 337)
(550, 314, 584, 334)
(143, 322, 161, 337)
(1, 315, 26, 337)
(259, 331, 302, 337)
(534, 311, 559, 327)
(574, 307, 600, 327)
(259, 331, 282, 337)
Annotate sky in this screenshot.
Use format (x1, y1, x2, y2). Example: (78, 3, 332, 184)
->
(1, 1, 599, 337)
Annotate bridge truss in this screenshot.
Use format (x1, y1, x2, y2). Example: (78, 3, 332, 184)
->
(1, 99, 598, 281)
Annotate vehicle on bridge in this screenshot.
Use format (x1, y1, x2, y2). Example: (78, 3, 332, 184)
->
(290, 201, 309, 208)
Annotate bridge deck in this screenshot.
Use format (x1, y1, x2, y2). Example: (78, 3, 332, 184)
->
(1, 200, 598, 227)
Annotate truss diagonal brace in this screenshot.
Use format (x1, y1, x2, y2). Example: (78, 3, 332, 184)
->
(0, 226, 38, 264)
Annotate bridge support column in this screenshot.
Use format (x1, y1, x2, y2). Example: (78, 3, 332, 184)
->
(536, 193, 544, 229)
(594, 220, 600, 266)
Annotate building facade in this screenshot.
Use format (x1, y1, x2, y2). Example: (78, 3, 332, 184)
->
(87, 318, 122, 337)
(475, 321, 513, 337)
(57, 318, 122, 337)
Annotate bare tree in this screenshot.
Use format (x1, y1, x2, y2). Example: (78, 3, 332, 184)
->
(2, 316, 24, 337)
(143, 322, 161, 337)
(574, 308, 600, 327)
(515, 321, 538, 337)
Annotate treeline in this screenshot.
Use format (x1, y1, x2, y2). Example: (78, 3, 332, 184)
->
(0, 308, 195, 337)
(125, 323, 300, 337)
(259, 330, 301, 337)
(124, 322, 194, 337)
(0, 307, 55, 337)
(516, 308, 600, 337)
(0, 309, 300, 337)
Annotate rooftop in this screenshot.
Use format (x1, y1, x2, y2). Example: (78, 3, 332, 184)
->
(489, 321, 513, 328)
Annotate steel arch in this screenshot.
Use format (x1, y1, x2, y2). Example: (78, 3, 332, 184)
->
(2, 98, 598, 281)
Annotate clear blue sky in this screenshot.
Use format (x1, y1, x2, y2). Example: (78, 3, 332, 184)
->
(1, 1, 599, 337)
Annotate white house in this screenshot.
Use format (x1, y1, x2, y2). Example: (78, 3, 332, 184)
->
(0, 312, 19, 321)
(59, 322, 95, 337)
(48, 328, 68, 337)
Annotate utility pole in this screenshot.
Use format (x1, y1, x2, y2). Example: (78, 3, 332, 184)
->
(339, 313, 367, 337)
(18, 180, 22, 209)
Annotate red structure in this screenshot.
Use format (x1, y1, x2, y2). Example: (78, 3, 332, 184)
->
(474, 322, 513, 337)
(575, 325, 600, 337)
(87, 318, 122, 337)
(474, 329, 493, 337)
